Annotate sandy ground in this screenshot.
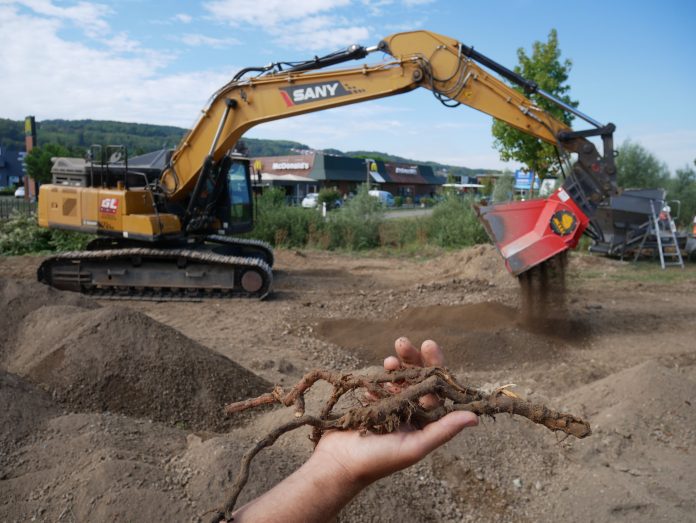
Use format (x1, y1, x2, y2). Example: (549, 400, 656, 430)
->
(1, 246, 695, 522)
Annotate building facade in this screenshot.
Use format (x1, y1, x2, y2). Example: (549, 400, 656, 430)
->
(251, 152, 445, 202)
(0, 147, 25, 188)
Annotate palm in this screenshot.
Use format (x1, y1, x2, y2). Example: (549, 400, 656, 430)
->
(311, 337, 478, 485)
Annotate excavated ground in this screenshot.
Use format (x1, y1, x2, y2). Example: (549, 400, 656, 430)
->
(1, 245, 695, 522)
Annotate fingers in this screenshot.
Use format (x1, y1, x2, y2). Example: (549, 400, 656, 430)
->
(387, 338, 445, 409)
(405, 411, 479, 458)
(391, 338, 444, 369)
(420, 340, 444, 367)
(383, 356, 401, 371)
(394, 337, 424, 368)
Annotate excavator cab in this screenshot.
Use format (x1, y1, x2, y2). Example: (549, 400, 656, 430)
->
(216, 157, 255, 235)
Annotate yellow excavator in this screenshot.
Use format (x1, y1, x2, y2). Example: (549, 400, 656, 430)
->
(37, 30, 617, 299)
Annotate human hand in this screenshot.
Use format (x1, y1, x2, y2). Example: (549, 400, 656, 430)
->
(309, 337, 479, 488)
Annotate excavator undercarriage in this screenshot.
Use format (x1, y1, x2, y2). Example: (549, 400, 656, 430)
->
(38, 236, 273, 301)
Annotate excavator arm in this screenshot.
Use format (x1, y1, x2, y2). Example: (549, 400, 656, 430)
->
(163, 30, 617, 275)
(37, 29, 616, 300)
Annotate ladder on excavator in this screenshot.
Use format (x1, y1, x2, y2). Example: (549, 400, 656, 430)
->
(633, 200, 684, 269)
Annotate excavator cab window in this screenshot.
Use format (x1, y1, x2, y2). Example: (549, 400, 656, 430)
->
(226, 160, 254, 232)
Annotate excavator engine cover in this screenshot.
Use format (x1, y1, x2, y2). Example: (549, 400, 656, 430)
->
(477, 188, 590, 276)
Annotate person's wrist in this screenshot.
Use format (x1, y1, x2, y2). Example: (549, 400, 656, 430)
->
(306, 444, 369, 494)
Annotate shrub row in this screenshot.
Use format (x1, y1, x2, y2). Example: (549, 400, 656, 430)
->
(0, 212, 94, 255)
(249, 187, 487, 251)
(0, 188, 488, 256)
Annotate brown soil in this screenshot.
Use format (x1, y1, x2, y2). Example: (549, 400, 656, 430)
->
(0, 279, 271, 432)
(1, 247, 695, 522)
(316, 301, 588, 370)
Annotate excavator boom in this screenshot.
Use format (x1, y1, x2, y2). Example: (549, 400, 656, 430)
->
(162, 29, 616, 275)
(37, 29, 617, 298)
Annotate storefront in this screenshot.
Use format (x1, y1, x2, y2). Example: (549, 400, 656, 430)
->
(251, 155, 318, 203)
(251, 152, 445, 202)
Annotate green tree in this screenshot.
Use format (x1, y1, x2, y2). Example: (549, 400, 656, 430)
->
(491, 29, 577, 178)
(318, 187, 342, 210)
(615, 140, 669, 189)
(24, 143, 72, 184)
(666, 164, 696, 227)
(491, 172, 515, 203)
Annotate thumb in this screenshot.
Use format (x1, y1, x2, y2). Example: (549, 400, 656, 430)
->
(406, 411, 478, 457)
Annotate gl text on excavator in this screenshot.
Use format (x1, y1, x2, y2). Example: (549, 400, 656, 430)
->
(36, 29, 618, 299)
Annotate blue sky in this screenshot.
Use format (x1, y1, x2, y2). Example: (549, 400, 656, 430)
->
(1, 0, 694, 172)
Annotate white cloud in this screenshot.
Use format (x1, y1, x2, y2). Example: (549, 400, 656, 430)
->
(0, 4, 233, 127)
(203, 0, 369, 51)
(5, 0, 112, 35)
(174, 13, 192, 23)
(271, 15, 369, 50)
(204, 0, 351, 27)
(103, 32, 142, 53)
(359, 0, 393, 16)
(180, 33, 240, 48)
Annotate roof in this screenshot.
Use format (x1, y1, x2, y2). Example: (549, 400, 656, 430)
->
(312, 154, 371, 182)
(378, 162, 441, 185)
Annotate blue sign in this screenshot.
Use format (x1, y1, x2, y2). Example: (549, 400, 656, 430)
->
(514, 170, 539, 190)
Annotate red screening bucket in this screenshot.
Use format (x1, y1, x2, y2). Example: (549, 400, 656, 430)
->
(476, 188, 590, 276)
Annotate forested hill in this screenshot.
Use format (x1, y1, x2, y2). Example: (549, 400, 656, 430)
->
(0, 118, 497, 175)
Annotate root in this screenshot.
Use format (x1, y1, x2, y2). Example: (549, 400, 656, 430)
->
(214, 366, 590, 520)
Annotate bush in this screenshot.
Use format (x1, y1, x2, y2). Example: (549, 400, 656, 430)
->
(249, 187, 325, 247)
(427, 194, 488, 248)
(318, 187, 342, 210)
(492, 173, 515, 203)
(327, 184, 384, 250)
(393, 196, 403, 208)
(247, 185, 490, 253)
(257, 187, 286, 208)
(378, 218, 423, 248)
(0, 212, 94, 255)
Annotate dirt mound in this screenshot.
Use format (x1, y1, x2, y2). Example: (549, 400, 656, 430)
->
(5, 302, 271, 431)
(0, 411, 190, 522)
(568, 252, 629, 271)
(0, 278, 94, 358)
(564, 360, 696, 446)
(422, 244, 517, 288)
(316, 301, 589, 370)
(0, 370, 58, 453)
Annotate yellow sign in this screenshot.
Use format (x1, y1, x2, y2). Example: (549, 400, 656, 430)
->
(24, 116, 35, 136)
(253, 160, 263, 172)
(550, 210, 577, 236)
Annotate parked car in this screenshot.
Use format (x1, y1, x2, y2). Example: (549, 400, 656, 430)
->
(14, 186, 25, 198)
(368, 190, 395, 207)
(301, 193, 319, 209)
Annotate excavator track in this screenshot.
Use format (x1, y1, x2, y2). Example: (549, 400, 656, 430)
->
(37, 247, 273, 301)
(206, 235, 275, 267)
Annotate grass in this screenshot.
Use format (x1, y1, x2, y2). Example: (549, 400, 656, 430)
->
(569, 253, 696, 284)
